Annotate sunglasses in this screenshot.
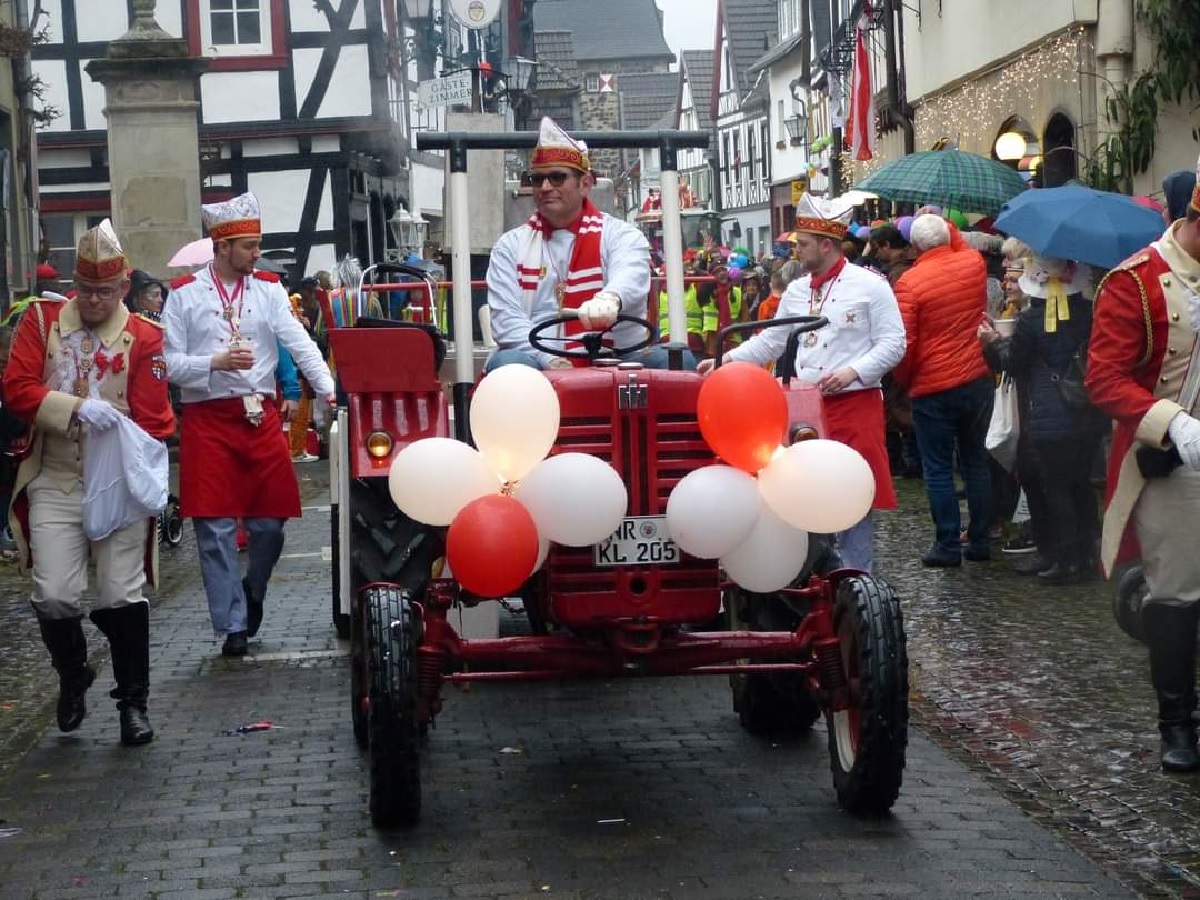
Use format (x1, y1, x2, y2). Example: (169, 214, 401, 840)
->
(524, 171, 577, 188)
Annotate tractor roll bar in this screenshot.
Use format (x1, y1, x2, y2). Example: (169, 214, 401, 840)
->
(416, 129, 709, 444)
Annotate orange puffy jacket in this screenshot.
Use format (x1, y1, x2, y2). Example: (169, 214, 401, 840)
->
(891, 227, 990, 398)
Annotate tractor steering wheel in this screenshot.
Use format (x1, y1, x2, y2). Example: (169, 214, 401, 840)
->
(528, 313, 657, 363)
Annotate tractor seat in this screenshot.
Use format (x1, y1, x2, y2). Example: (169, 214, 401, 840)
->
(354, 316, 447, 371)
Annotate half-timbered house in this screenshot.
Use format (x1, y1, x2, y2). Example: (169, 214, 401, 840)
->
(712, 0, 777, 257)
(33, 0, 418, 280)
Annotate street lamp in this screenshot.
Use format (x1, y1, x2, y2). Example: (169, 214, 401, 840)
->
(401, 0, 433, 18)
(994, 131, 1028, 161)
(487, 57, 538, 125)
(389, 205, 429, 259)
(784, 100, 808, 149)
(508, 56, 537, 93)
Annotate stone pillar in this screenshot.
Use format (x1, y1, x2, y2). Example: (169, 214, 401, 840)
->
(443, 112, 506, 254)
(86, 7, 209, 277)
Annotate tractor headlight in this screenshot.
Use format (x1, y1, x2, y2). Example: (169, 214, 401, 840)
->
(789, 423, 819, 444)
(366, 431, 394, 459)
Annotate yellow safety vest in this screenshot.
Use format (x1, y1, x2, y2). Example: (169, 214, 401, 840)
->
(658, 286, 706, 340)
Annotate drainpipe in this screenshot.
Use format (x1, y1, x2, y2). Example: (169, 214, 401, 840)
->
(1095, 0, 1133, 182)
(882, 0, 914, 155)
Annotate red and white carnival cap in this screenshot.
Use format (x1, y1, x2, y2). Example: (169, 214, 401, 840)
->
(531, 116, 590, 173)
(794, 193, 854, 241)
(74, 219, 127, 285)
(202, 191, 262, 243)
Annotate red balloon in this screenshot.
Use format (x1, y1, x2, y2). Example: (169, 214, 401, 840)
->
(446, 494, 540, 598)
(697, 362, 789, 473)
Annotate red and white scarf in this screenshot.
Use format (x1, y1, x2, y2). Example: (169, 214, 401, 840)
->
(518, 198, 606, 341)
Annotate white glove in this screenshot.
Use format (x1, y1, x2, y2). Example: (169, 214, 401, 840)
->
(577, 291, 622, 330)
(1168, 412, 1200, 471)
(77, 398, 122, 432)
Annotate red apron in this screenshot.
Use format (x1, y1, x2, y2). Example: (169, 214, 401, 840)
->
(822, 388, 897, 511)
(179, 397, 302, 519)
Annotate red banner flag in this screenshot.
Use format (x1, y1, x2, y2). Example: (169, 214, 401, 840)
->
(845, 2, 876, 162)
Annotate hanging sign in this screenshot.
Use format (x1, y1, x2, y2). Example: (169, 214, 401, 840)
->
(447, 0, 502, 29)
(418, 71, 474, 109)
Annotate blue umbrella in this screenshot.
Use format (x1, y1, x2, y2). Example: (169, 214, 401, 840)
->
(994, 185, 1166, 270)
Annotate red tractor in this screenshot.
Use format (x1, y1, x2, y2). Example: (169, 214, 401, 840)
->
(328, 130, 908, 828)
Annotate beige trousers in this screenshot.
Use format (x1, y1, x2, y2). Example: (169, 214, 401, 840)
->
(28, 474, 148, 620)
(1134, 466, 1200, 606)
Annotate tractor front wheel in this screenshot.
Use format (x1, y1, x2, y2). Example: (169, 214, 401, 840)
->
(366, 586, 422, 828)
(826, 575, 908, 816)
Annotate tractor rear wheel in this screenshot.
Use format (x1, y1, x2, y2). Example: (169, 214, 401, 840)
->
(161, 500, 184, 548)
(826, 575, 908, 815)
(366, 586, 421, 828)
(733, 669, 822, 734)
(728, 537, 835, 735)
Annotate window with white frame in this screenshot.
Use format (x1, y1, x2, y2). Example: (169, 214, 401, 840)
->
(213, 0, 262, 44)
(43, 214, 106, 286)
(200, 0, 272, 55)
(585, 73, 600, 93)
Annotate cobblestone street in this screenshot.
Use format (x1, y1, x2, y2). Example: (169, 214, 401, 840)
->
(0, 467, 1191, 898)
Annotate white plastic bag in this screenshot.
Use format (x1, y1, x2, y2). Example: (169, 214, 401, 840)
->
(82, 415, 169, 541)
(1011, 488, 1031, 524)
(985, 374, 1020, 472)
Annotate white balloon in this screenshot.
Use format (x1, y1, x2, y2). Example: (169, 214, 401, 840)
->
(387, 438, 501, 526)
(470, 364, 561, 482)
(665, 465, 762, 559)
(757, 439, 875, 534)
(720, 506, 810, 593)
(514, 453, 628, 547)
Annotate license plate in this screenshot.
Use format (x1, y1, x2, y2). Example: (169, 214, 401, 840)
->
(593, 516, 680, 567)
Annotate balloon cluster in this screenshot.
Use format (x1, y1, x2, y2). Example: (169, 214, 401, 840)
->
(665, 363, 876, 593)
(388, 365, 629, 598)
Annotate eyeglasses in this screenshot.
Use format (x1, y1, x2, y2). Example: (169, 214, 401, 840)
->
(74, 284, 123, 302)
(524, 171, 576, 188)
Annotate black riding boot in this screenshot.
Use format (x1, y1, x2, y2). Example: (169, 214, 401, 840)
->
(90, 604, 155, 746)
(1145, 603, 1200, 773)
(36, 614, 95, 732)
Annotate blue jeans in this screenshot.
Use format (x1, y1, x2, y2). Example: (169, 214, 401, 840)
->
(193, 517, 285, 636)
(911, 377, 994, 554)
(835, 512, 873, 573)
(485, 345, 696, 373)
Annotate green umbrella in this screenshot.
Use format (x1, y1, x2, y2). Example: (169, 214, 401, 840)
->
(853, 150, 1028, 216)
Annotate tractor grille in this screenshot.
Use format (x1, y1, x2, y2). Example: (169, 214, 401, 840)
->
(547, 376, 719, 615)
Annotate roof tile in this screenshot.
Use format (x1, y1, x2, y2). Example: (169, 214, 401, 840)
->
(532, 0, 674, 65)
(681, 50, 714, 131)
(721, 0, 778, 97)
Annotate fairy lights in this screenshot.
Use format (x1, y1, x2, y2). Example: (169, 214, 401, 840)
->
(843, 27, 1093, 187)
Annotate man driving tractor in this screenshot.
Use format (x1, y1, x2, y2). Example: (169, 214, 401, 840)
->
(484, 117, 688, 371)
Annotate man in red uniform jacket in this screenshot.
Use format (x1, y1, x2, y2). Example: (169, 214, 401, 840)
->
(1087, 153, 1200, 773)
(3, 220, 174, 746)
